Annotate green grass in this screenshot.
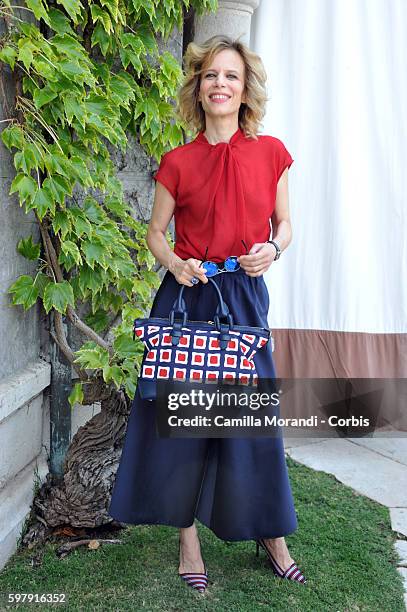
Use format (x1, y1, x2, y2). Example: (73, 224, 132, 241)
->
(0, 457, 405, 611)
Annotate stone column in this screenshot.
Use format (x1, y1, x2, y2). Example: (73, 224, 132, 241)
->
(194, 0, 260, 47)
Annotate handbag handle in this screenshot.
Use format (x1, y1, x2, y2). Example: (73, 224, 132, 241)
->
(169, 278, 234, 346)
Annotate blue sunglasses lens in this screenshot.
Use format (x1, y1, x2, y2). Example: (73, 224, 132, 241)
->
(224, 256, 239, 271)
(202, 261, 219, 277)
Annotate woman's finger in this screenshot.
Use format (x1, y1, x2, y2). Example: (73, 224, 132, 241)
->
(246, 268, 267, 277)
(187, 263, 208, 282)
(242, 259, 270, 272)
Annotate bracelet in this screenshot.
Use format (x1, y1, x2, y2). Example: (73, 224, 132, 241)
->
(266, 240, 282, 260)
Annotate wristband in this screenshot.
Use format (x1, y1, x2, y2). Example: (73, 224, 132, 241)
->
(266, 240, 282, 260)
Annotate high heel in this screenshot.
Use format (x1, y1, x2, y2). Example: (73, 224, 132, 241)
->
(178, 537, 208, 594)
(255, 539, 306, 584)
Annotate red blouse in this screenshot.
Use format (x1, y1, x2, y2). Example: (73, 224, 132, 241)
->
(153, 127, 294, 263)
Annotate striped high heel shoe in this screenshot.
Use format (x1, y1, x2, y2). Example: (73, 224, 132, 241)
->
(178, 537, 208, 594)
(256, 539, 306, 584)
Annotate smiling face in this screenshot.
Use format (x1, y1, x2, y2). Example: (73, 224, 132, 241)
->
(198, 48, 247, 120)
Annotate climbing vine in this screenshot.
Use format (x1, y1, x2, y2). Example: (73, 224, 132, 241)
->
(0, 0, 217, 403)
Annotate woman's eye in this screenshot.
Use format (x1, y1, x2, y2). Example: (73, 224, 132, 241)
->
(205, 73, 237, 78)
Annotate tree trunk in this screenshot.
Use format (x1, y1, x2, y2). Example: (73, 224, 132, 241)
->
(22, 383, 130, 547)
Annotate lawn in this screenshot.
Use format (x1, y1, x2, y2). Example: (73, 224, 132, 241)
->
(0, 457, 405, 611)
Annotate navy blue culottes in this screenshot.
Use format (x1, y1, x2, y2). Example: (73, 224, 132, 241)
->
(108, 269, 298, 541)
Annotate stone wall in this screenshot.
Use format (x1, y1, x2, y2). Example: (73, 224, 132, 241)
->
(0, 19, 51, 570)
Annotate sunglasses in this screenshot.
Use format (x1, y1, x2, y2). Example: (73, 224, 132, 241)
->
(198, 240, 249, 277)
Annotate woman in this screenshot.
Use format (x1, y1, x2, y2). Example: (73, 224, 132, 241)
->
(108, 34, 306, 592)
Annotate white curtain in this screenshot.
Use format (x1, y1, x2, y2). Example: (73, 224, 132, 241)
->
(251, 0, 407, 334)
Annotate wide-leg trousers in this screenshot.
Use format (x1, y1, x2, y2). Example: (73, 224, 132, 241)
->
(108, 269, 298, 541)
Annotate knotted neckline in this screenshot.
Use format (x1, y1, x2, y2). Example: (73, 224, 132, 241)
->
(193, 126, 248, 258)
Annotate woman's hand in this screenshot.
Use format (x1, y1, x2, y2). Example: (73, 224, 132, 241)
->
(237, 243, 277, 277)
(171, 257, 209, 286)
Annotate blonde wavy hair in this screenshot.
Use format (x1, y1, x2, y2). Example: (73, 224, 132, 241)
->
(176, 34, 268, 140)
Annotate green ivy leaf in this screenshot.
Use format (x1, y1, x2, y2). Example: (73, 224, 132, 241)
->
(17, 39, 36, 70)
(91, 23, 111, 55)
(17, 235, 41, 260)
(68, 209, 92, 237)
(113, 332, 139, 358)
(73, 345, 110, 368)
(33, 272, 52, 297)
(9, 173, 38, 204)
(164, 122, 183, 148)
(68, 382, 84, 407)
(8, 275, 39, 309)
(102, 364, 123, 388)
(25, 0, 51, 23)
(28, 142, 45, 171)
(83, 198, 106, 223)
(0, 46, 18, 70)
(58, 249, 76, 272)
(99, 0, 119, 22)
(29, 187, 55, 219)
(81, 240, 106, 269)
(136, 23, 158, 55)
(132, 0, 155, 16)
(53, 210, 72, 238)
(58, 60, 88, 81)
(70, 156, 93, 186)
(119, 47, 142, 74)
(44, 151, 70, 177)
(33, 85, 58, 109)
(43, 280, 74, 313)
(42, 175, 70, 205)
(91, 286, 110, 313)
(124, 371, 137, 399)
(32, 57, 56, 81)
(103, 198, 125, 218)
(58, 0, 83, 23)
(61, 240, 82, 265)
(110, 256, 136, 278)
(85, 308, 109, 332)
(1, 125, 25, 151)
(160, 51, 181, 80)
(120, 32, 144, 54)
(14, 146, 38, 175)
(90, 5, 113, 34)
(84, 95, 111, 118)
(48, 8, 76, 35)
(134, 97, 159, 128)
(108, 292, 123, 313)
(109, 74, 135, 108)
(63, 93, 86, 127)
(51, 33, 88, 62)
(78, 264, 103, 296)
(133, 278, 153, 301)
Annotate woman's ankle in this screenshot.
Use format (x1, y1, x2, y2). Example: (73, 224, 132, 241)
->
(179, 524, 198, 541)
(178, 526, 204, 573)
(263, 537, 293, 567)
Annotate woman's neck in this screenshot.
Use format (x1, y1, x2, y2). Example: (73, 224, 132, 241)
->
(203, 120, 240, 145)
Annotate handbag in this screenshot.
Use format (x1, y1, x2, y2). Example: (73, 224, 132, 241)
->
(133, 278, 271, 400)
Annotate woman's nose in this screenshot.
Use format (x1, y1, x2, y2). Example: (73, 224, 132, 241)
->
(214, 73, 226, 86)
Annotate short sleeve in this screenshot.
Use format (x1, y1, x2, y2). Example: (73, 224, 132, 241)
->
(275, 139, 294, 182)
(153, 151, 179, 200)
